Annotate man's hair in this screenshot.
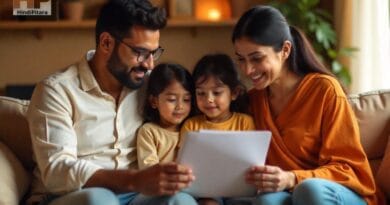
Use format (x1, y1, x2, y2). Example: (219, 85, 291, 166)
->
(95, 0, 167, 46)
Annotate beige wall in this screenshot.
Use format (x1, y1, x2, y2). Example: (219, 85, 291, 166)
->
(0, 26, 235, 91)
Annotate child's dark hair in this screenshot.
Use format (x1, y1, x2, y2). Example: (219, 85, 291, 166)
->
(143, 63, 195, 123)
(192, 53, 249, 113)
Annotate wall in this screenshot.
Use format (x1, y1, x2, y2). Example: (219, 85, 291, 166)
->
(0, 0, 334, 94)
(0, 26, 235, 93)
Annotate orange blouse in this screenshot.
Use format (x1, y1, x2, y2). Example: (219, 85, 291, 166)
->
(249, 73, 382, 205)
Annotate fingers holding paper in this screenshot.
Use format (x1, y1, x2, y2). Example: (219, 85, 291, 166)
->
(246, 165, 296, 193)
(133, 162, 195, 196)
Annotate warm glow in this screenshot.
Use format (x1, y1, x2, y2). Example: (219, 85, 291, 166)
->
(195, 0, 231, 21)
(208, 9, 221, 21)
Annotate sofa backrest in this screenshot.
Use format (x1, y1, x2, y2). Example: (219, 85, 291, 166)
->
(0, 96, 33, 171)
(348, 89, 390, 175)
(1, 90, 389, 174)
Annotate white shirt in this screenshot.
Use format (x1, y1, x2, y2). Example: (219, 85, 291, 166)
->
(27, 51, 145, 194)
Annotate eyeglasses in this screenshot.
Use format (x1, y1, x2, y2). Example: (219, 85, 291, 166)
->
(112, 35, 164, 63)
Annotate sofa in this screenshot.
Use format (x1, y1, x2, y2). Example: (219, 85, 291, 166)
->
(1, 90, 390, 205)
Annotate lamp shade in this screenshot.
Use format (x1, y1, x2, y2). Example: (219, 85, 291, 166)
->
(195, 0, 231, 21)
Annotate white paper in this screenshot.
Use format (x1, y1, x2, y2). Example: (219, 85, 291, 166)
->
(176, 130, 272, 197)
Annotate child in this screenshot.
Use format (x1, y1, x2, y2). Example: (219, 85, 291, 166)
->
(137, 63, 195, 170)
(180, 53, 256, 205)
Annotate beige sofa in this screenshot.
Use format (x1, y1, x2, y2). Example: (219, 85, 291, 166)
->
(1, 90, 390, 205)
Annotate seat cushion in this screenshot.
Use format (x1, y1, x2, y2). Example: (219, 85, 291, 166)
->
(0, 96, 33, 170)
(0, 142, 31, 205)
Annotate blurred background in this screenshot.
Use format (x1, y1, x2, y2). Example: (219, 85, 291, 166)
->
(0, 0, 389, 99)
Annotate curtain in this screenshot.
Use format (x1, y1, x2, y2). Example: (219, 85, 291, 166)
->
(336, 0, 390, 93)
(334, 0, 353, 74)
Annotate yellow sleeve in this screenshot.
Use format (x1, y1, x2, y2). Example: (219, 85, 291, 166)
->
(136, 125, 159, 170)
(245, 115, 256, 130)
(179, 119, 195, 149)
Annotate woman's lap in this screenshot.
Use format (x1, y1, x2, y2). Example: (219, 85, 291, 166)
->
(254, 178, 367, 205)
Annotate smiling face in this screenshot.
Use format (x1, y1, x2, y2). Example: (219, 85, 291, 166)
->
(150, 80, 192, 131)
(234, 37, 290, 90)
(195, 76, 237, 123)
(108, 25, 160, 89)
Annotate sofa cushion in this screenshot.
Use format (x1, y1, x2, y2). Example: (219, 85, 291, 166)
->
(0, 96, 33, 170)
(0, 142, 31, 205)
(348, 90, 390, 165)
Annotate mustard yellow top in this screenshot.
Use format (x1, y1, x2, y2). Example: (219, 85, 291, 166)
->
(180, 112, 256, 146)
(248, 73, 382, 205)
(137, 122, 179, 170)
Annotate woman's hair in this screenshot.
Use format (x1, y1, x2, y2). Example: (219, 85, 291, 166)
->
(192, 53, 249, 113)
(143, 63, 195, 123)
(95, 0, 167, 45)
(231, 5, 334, 77)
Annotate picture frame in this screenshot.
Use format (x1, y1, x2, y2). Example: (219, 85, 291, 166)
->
(168, 0, 193, 19)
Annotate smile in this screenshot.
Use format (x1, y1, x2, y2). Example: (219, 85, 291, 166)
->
(131, 67, 148, 79)
(252, 72, 265, 81)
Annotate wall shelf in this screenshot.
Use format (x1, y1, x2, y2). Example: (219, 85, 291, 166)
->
(168, 18, 237, 27)
(0, 20, 95, 30)
(0, 18, 237, 30)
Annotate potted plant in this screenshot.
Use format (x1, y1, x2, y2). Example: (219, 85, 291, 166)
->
(61, 0, 84, 21)
(270, 0, 356, 87)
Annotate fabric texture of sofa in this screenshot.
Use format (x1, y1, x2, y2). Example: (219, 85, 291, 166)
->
(0, 90, 390, 205)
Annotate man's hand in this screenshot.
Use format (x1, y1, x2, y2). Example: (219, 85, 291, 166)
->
(245, 165, 296, 193)
(133, 162, 195, 196)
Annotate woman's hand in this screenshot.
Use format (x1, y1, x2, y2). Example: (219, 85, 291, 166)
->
(246, 165, 296, 193)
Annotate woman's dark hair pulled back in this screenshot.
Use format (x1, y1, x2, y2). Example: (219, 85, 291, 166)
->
(232, 5, 334, 77)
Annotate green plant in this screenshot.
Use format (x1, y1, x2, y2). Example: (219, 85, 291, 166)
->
(270, 0, 356, 87)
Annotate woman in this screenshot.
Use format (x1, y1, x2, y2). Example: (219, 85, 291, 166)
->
(231, 5, 383, 205)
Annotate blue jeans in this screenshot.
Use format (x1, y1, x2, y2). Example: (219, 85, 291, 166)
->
(129, 192, 197, 205)
(39, 188, 196, 205)
(254, 178, 367, 205)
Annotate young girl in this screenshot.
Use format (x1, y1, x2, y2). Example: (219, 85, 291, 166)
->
(137, 63, 195, 170)
(180, 53, 256, 205)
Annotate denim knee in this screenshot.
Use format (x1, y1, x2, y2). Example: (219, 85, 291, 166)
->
(166, 192, 197, 205)
(77, 188, 119, 205)
(292, 178, 339, 205)
(46, 187, 119, 205)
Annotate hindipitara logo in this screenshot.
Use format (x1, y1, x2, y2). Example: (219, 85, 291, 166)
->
(13, 0, 52, 16)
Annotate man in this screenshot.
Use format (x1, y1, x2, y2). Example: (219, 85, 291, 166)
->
(27, 0, 196, 204)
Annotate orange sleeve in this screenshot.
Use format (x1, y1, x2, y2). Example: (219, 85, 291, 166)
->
(249, 74, 382, 205)
(292, 88, 378, 204)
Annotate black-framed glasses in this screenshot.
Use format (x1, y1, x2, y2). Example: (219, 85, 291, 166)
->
(112, 35, 164, 62)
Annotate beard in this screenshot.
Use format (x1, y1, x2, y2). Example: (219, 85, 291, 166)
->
(107, 49, 148, 90)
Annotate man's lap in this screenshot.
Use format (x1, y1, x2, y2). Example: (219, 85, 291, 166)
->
(39, 188, 196, 205)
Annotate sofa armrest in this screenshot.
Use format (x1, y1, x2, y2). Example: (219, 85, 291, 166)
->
(0, 142, 31, 205)
(0, 96, 33, 170)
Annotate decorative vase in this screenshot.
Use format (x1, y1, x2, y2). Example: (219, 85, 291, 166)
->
(62, 1, 84, 21)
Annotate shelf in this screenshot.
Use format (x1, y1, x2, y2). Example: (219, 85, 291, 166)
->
(0, 18, 237, 30)
(0, 19, 96, 30)
(168, 18, 237, 27)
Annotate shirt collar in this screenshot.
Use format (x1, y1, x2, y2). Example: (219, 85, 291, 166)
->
(79, 50, 100, 92)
